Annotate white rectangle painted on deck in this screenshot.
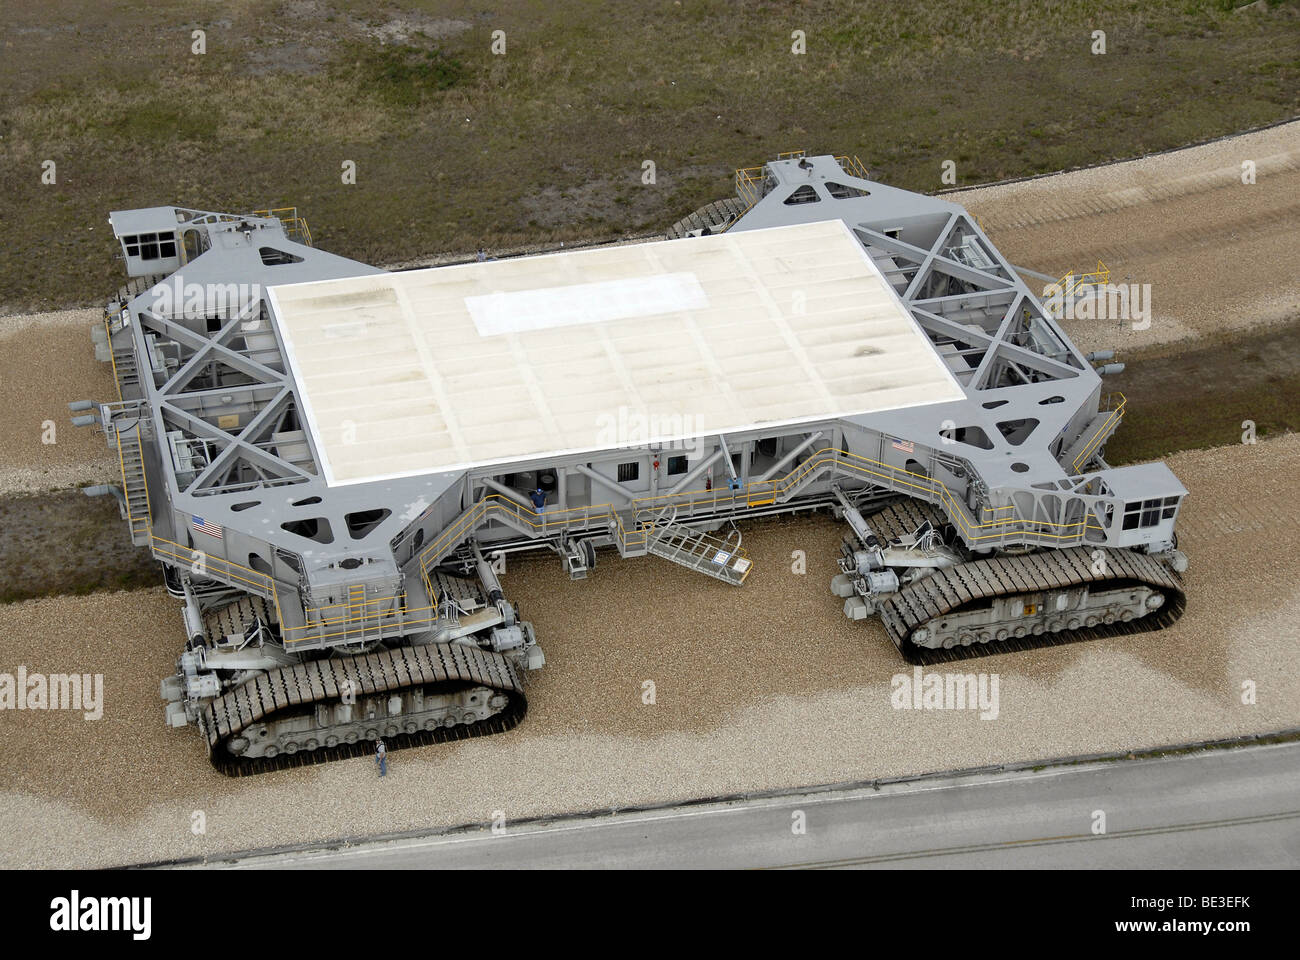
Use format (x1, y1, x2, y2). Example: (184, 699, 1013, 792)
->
(466, 272, 709, 336)
(266, 219, 966, 487)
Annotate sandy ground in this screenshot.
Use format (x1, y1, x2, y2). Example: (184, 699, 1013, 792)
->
(2, 122, 1296, 494)
(0, 309, 118, 496)
(1, 434, 1296, 868)
(958, 121, 1300, 355)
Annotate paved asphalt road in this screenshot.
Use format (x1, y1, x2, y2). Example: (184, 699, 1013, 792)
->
(197, 742, 1299, 869)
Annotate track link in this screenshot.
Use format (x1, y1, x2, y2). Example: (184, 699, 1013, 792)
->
(863, 499, 1187, 664)
(665, 196, 749, 239)
(863, 497, 945, 542)
(201, 642, 525, 777)
(878, 545, 1185, 664)
(202, 595, 272, 645)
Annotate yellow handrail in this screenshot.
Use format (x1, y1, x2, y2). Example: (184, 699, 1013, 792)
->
(134, 429, 151, 529)
(104, 318, 123, 402)
(152, 534, 443, 645)
(251, 207, 313, 247)
(112, 422, 151, 538)
(132, 401, 1127, 647)
(733, 153, 870, 213)
(734, 165, 766, 207)
(414, 438, 1124, 591)
(1072, 393, 1127, 474)
(114, 430, 134, 523)
(1044, 260, 1110, 302)
(834, 155, 870, 180)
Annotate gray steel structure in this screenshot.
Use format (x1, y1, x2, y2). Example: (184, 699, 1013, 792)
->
(76, 154, 1188, 772)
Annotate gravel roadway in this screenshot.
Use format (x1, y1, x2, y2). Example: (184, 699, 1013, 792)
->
(1, 435, 1296, 868)
(0, 309, 119, 496)
(959, 120, 1300, 355)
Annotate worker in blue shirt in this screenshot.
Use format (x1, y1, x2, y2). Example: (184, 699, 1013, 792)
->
(530, 488, 546, 515)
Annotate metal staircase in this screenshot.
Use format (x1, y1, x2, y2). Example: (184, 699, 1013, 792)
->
(1061, 395, 1126, 475)
(95, 315, 141, 398)
(404, 416, 1146, 592)
(638, 507, 752, 586)
(112, 339, 140, 395)
(1042, 260, 1110, 318)
(113, 421, 152, 546)
(563, 538, 597, 580)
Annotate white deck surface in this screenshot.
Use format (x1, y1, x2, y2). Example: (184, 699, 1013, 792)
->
(267, 220, 964, 486)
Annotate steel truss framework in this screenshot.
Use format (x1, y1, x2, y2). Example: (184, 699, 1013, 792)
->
(134, 307, 318, 494)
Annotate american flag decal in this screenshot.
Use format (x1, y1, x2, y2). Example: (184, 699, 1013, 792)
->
(191, 515, 223, 539)
(892, 439, 915, 454)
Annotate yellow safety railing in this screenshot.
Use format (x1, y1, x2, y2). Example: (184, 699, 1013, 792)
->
(734, 149, 808, 208)
(104, 318, 123, 402)
(110, 418, 434, 646)
(153, 536, 280, 599)
(110, 419, 152, 541)
(1071, 393, 1127, 474)
(106, 404, 440, 646)
(763, 448, 1106, 544)
(307, 591, 381, 622)
(152, 532, 444, 647)
(299, 589, 441, 641)
(834, 154, 870, 180)
(252, 207, 313, 247)
(133, 429, 152, 535)
(113, 429, 138, 527)
(415, 443, 1119, 592)
(414, 496, 753, 600)
(734, 152, 870, 215)
(122, 416, 1127, 648)
(734, 165, 767, 207)
(1044, 260, 1110, 303)
(106, 413, 436, 642)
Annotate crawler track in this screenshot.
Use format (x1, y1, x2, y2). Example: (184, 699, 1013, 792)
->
(865, 500, 1187, 665)
(201, 642, 526, 777)
(665, 197, 749, 239)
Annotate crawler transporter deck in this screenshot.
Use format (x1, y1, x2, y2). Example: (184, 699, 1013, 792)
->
(74, 155, 1187, 773)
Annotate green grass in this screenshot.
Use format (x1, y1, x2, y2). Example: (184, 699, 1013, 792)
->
(1105, 320, 1300, 463)
(0, 0, 1297, 311)
(331, 41, 468, 106)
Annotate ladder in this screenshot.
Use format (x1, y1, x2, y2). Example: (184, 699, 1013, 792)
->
(1042, 260, 1110, 318)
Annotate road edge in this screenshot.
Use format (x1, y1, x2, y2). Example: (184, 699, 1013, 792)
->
(130, 724, 1300, 869)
